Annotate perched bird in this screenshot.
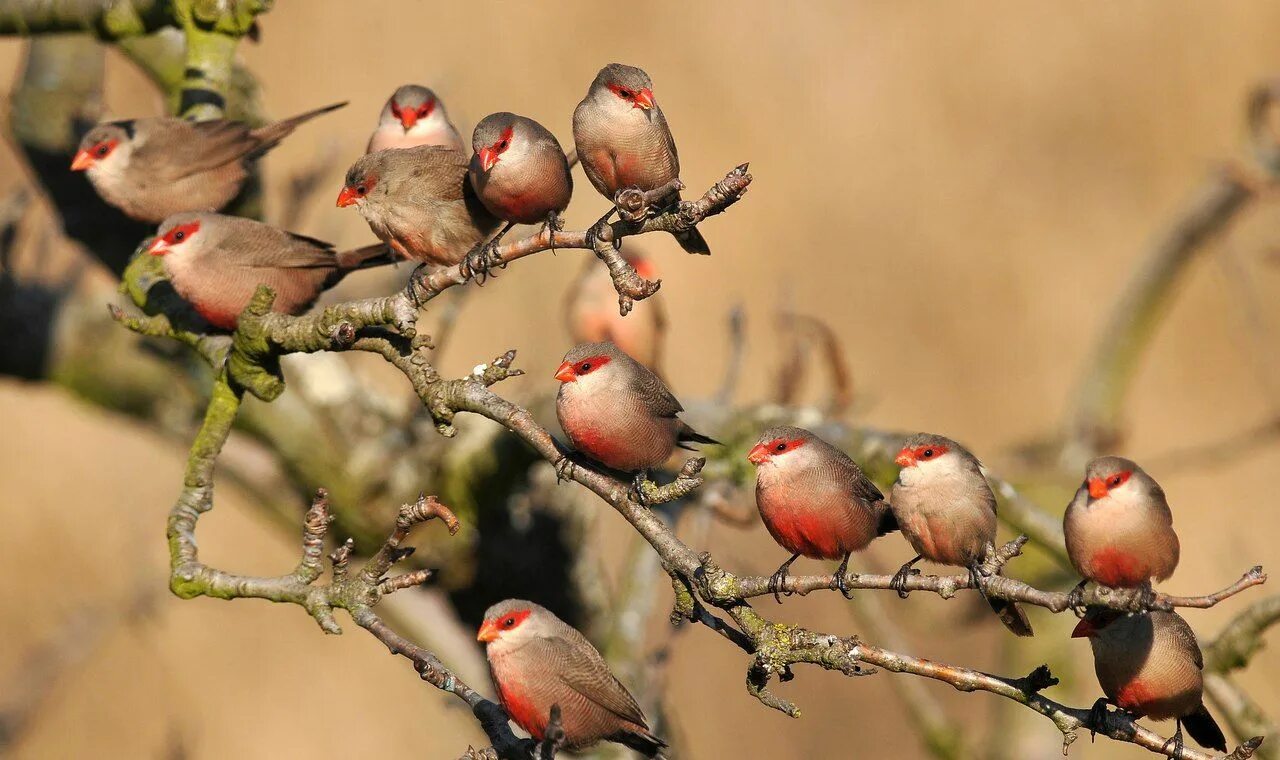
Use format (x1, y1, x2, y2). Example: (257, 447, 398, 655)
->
(337, 145, 499, 266)
(747, 426, 897, 601)
(573, 63, 710, 255)
(554, 341, 717, 493)
(71, 102, 345, 223)
(1064, 456, 1180, 598)
(889, 433, 1034, 637)
(1073, 608, 1227, 753)
(366, 84, 464, 153)
(144, 211, 389, 330)
(478, 600, 666, 756)
(468, 112, 573, 249)
(564, 248, 666, 372)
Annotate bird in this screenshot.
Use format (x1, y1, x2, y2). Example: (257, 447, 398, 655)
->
(1073, 608, 1227, 754)
(1064, 456, 1180, 603)
(143, 211, 390, 330)
(71, 102, 345, 223)
(572, 63, 710, 255)
(554, 341, 717, 496)
(889, 433, 1035, 637)
(478, 599, 666, 756)
(563, 247, 666, 373)
(468, 111, 573, 252)
(366, 84, 464, 153)
(337, 144, 500, 268)
(747, 426, 897, 601)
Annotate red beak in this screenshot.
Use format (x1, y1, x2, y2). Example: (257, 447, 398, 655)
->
(1071, 618, 1095, 638)
(70, 150, 93, 171)
(145, 237, 169, 256)
(633, 87, 655, 110)
(747, 443, 770, 465)
(1087, 478, 1108, 500)
(336, 186, 359, 208)
(555, 361, 576, 383)
(399, 110, 419, 130)
(477, 619, 500, 643)
(894, 448, 914, 467)
(478, 146, 500, 172)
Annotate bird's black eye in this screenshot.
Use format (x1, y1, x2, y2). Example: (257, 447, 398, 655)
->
(502, 617, 515, 628)
(499, 140, 509, 150)
(96, 144, 109, 156)
(174, 231, 185, 241)
(356, 185, 366, 195)
(618, 88, 632, 98)
(922, 449, 934, 459)
(578, 362, 592, 373)
(774, 442, 786, 452)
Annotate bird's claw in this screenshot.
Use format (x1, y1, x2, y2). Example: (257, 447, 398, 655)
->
(890, 564, 920, 599)
(1088, 698, 1110, 743)
(631, 472, 651, 506)
(835, 571, 853, 599)
(406, 262, 430, 307)
(553, 456, 577, 484)
(1066, 580, 1089, 615)
(1159, 723, 1185, 758)
(461, 240, 503, 285)
(768, 568, 793, 605)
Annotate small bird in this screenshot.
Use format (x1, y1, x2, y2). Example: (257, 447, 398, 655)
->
(478, 600, 666, 756)
(890, 433, 1034, 637)
(337, 145, 500, 267)
(366, 84, 464, 153)
(573, 63, 710, 255)
(1073, 608, 1227, 753)
(468, 111, 573, 249)
(1064, 456, 1180, 600)
(144, 211, 389, 330)
(563, 247, 666, 372)
(555, 341, 717, 493)
(71, 102, 346, 223)
(747, 426, 897, 601)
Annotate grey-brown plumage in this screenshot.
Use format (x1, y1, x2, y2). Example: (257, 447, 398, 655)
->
(146, 211, 389, 330)
(478, 600, 665, 756)
(72, 102, 346, 223)
(555, 341, 716, 473)
(1064, 456, 1180, 589)
(1074, 609, 1226, 752)
(338, 145, 500, 265)
(366, 84, 464, 153)
(749, 426, 897, 599)
(890, 433, 1034, 636)
(468, 112, 573, 225)
(572, 63, 710, 255)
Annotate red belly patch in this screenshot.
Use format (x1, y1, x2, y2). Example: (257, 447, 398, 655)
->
(1114, 679, 1156, 714)
(499, 681, 547, 740)
(567, 423, 634, 470)
(764, 510, 847, 559)
(195, 303, 239, 330)
(1087, 546, 1148, 587)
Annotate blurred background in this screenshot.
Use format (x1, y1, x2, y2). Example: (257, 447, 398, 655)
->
(1, 2, 1277, 758)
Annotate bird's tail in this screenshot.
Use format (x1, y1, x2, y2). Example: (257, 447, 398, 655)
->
(676, 422, 720, 450)
(615, 726, 668, 758)
(988, 596, 1034, 637)
(1183, 703, 1228, 752)
(672, 226, 710, 255)
(250, 101, 348, 155)
(874, 501, 899, 537)
(335, 243, 397, 271)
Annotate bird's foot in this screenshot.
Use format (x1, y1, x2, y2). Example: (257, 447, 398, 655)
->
(460, 239, 503, 285)
(890, 557, 922, 599)
(967, 563, 992, 603)
(406, 262, 431, 306)
(631, 471, 652, 506)
(553, 455, 578, 484)
(1137, 582, 1160, 611)
(768, 554, 801, 604)
(1088, 698, 1111, 742)
(1066, 579, 1089, 615)
(834, 554, 854, 599)
(585, 208, 620, 252)
(1159, 722, 1185, 758)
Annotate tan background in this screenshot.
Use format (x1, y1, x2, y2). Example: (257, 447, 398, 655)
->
(2, 2, 1279, 758)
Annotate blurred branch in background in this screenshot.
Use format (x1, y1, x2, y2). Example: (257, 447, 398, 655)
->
(1203, 596, 1280, 760)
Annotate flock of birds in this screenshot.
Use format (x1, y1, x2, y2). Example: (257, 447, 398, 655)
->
(66, 61, 1228, 756)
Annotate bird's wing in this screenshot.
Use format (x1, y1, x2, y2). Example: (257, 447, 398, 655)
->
(138, 119, 259, 181)
(543, 636, 649, 727)
(404, 146, 470, 202)
(230, 225, 337, 270)
(830, 448, 884, 504)
(628, 360, 683, 418)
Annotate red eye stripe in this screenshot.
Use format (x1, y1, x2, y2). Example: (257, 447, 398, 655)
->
(913, 443, 950, 461)
(163, 221, 200, 245)
(572, 354, 612, 376)
(416, 100, 436, 118)
(93, 139, 119, 158)
(1106, 471, 1131, 489)
(499, 609, 531, 630)
(606, 83, 635, 100)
